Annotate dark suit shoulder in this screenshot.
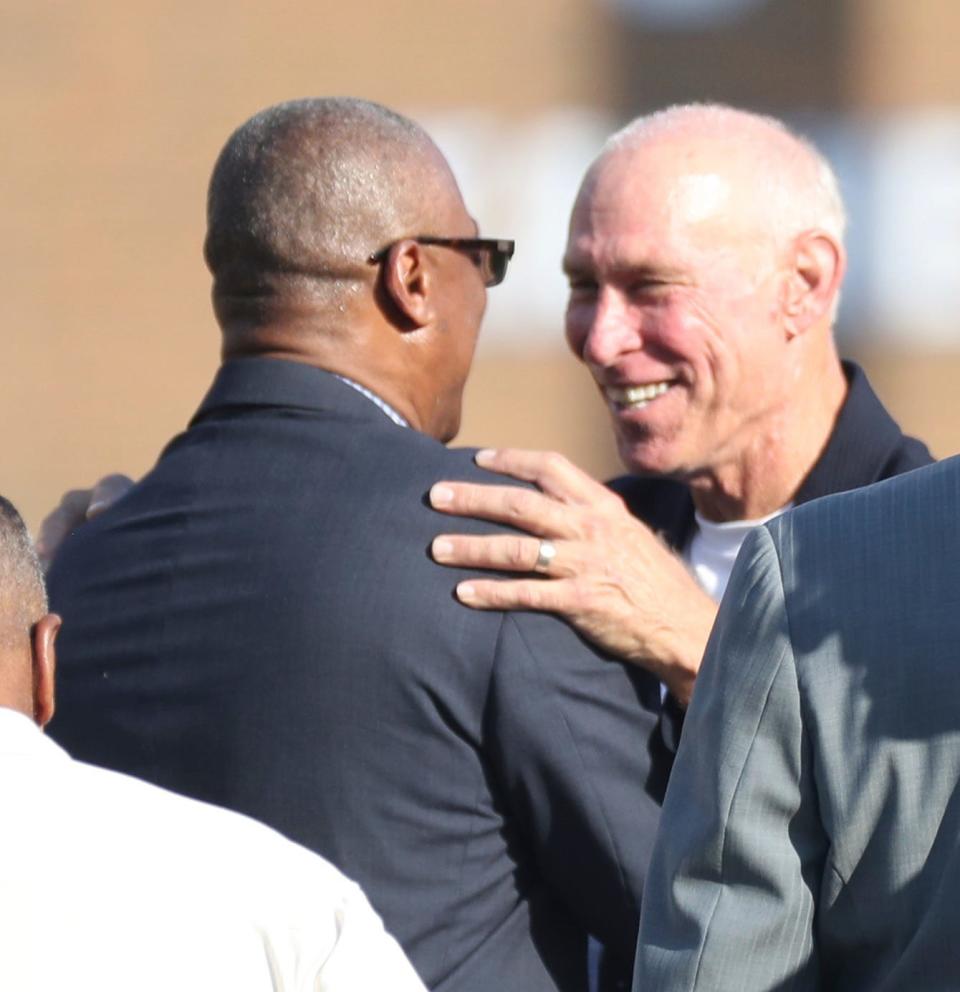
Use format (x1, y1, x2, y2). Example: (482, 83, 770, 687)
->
(400, 438, 535, 490)
(354, 435, 539, 539)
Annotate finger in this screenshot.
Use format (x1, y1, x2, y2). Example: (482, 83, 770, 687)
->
(36, 513, 71, 568)
(455, 577, 572, 613)
(474, 448, 616, 507)
(432, 534, 566, 575)
(88, 473, 134, 518)
(429, 482, 574, 538)
(36, 489, 93, 566)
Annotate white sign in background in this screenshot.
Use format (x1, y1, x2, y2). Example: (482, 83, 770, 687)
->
(422, 109, 615, 350)
(867, 113, 960, 346)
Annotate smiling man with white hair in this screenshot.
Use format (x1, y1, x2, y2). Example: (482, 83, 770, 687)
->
(430, 101, 930, 722)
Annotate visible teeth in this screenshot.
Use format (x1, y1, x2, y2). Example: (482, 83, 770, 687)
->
(607, 382, 670, 407)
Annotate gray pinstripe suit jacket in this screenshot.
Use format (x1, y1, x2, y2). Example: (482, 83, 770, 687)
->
(635, 455, 960, 991)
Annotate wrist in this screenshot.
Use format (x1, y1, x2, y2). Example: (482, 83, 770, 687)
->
(653, 600, 717, 708)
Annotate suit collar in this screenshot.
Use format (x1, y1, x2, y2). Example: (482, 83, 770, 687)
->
(190, 357, 402, 429)
(793, 360, 911, 505)
(333, 374, 409, 428)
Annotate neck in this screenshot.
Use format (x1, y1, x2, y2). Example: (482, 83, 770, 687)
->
(691, 353, 848, 522)
(220, 313, 429, 435)
(0, 655, 36, 723)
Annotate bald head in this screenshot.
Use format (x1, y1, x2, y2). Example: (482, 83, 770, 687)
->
(205, 97, 464, 329)
(595, 103, 846, 259)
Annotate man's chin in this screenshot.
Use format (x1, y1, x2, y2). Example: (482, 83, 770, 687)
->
(616, 436, 688, 481)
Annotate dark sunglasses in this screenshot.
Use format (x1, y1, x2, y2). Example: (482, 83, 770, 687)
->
(369, 237, 516, 288)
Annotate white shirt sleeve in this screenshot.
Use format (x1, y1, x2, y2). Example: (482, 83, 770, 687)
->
(250, 837, 427, 992)
(309, 879, 426, 992)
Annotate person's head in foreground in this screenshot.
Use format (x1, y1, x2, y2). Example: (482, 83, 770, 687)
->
(0, 495, 59, 726)
(205, 96, 514, 443)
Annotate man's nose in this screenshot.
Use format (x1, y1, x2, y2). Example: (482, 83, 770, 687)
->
(576, 290, 641, 368)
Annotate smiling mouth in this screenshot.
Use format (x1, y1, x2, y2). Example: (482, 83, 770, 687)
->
(604, 381, 672, 410)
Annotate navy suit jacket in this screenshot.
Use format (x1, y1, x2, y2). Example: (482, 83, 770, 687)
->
(48, 358, 663, 992)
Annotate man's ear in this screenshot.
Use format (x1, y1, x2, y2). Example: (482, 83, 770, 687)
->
(381, 240, 435, 330)
(782, 230, 845, 339)
(31, 613, 60, 728)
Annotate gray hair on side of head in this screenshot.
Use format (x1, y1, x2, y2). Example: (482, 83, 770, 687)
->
(0, 497, 47, 647)
(602, 102, 847, 251)
(204, 97, 452, 314)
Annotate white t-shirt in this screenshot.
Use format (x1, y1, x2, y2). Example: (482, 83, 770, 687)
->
(656, 506, 790, 702)
(0, 707, 426, 992)
(684, 506, 791, 604)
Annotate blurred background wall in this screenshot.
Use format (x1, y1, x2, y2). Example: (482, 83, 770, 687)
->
(3, 0, 959, 528)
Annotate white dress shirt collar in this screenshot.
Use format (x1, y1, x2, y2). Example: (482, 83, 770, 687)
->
(333, 375, 409, 428)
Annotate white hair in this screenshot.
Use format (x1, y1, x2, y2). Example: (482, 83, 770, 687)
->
(602, 103, 847, 250)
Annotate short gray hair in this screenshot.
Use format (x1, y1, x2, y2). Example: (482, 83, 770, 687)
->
(204, 97, 457, 312)
(604, 102, 846, 249)
(0, 497, 46, 647)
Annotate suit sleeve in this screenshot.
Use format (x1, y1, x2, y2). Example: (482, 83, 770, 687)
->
(484, 611, 664, 965)
(634, 525, 829, 991)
